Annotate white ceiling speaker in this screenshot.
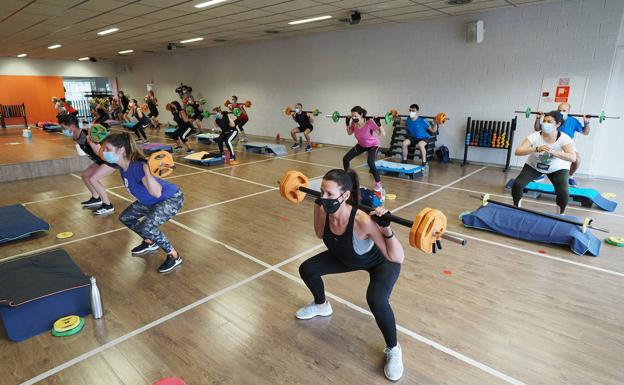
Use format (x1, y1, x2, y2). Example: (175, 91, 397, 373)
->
(466, 20, 484, 44)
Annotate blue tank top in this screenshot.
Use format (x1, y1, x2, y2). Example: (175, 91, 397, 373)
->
(406, 117, 430, 139)
(120, 161, 178, 205)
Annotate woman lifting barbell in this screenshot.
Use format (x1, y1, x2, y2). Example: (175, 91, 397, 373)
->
(288, 103, 314, 152)
(342, 106, 386, 198)
(58, 114, 116, 216)
(225, 95, 250, 142)
(211, 106, 239, 162)
(296, 168, 404, 381)
(512, 111, 576, 214)
(168, 101, 195, 154)
(128, 99, 151, 143)
(102, 133, 185, 274)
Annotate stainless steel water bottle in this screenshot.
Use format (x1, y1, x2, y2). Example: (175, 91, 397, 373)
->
(90, 276, 103, 319)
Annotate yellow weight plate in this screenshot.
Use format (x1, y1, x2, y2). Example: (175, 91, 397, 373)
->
(56, 231, 74, 239)
(53, 315, 80, 332)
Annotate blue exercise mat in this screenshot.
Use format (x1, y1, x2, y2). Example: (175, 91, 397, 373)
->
(0, 249, 91, 342)
(122, 122, 134, 129)
(0, 205, 50, 244)
(141, 143, 173, 155)
(184, 151, 224, 165)
(506, 179, 617, 212)
(461, 203, 601, 256)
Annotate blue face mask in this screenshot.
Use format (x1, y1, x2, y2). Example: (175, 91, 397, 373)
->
(214, 113, 222, 119)
(103, 151, 119, 164)
(62, 129, 72, 137)
(541, 122, 555, 134)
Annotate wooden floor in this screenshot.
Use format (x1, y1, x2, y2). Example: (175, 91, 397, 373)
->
(0, 127, 79, 165)
(1, 126, 623, 385)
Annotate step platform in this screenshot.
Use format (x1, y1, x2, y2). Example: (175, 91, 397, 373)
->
(164, 127, 177, 138)
(505, 179, 618, 212)
(374, 160, 424, 179)
(42, 124, 61, 132)
(0, 249, 92, 342)
(197, 133, 219, 144)
(0, 204, 50, 244)
(244, 141, 287, 156)
(122, 122, 135, 129)
(183, 151, 225, 166)
(141, 143, 173, 155)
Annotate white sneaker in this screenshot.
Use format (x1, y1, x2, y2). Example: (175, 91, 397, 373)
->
(384, 344, 404, 381)
(295, 301, 333, 320)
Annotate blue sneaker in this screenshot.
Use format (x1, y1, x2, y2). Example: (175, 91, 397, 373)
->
(533, 174, 545, 182)
(568, 177, 578, 186)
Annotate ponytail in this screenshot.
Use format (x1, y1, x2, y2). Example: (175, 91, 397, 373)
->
(104, 132, 146, 162)
(323, 169, 360, 206)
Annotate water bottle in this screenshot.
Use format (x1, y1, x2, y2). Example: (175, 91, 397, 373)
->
(225, 149, 231, 163)
(90, 276, 103, 319)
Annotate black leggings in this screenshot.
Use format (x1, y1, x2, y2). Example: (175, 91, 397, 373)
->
(512, 164, 569, 213)
(343, 144, 381, 183)
(235, 118, 247, 132)
(217, 130, 238, 158)
(299, 251, 401, 348)
(132, 122, 148, 140)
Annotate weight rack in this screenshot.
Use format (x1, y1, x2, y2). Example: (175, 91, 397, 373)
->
(0, 103, 28, 128)
(461, 116, 516, 172)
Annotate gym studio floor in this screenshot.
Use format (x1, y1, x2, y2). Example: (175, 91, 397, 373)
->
(1, 127, 623, 385)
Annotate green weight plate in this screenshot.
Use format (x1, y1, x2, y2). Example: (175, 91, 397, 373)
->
(202, 110, 212, 118)
(232, 107, 241, 117)
(599, 110, 606, 124)
(332, 111, 340, 123)
(525, 107, 532, 119)
(605, 236, 624, 247)
(311, 108, 320, 117)
(51, 317, 85, 337)
(384, 111, 393, 125)
(89, 124, 109, 142)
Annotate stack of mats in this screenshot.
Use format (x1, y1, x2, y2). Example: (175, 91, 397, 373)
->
(184, 151, 224, 166)
(141, 143, 173, 155)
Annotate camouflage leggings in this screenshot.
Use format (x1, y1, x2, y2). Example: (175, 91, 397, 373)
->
(119, 190, 184, 254)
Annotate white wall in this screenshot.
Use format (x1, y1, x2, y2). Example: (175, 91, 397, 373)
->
(118, 0, 624, 178)
(0, 57, 117, 78)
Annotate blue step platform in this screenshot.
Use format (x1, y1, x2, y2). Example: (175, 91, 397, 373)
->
(374, 160, 424, 179)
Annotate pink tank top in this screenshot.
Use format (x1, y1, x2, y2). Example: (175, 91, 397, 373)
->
(351, 119, 380, 147)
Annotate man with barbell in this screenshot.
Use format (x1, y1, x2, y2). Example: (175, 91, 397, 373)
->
(296, 168, 405, 381)
(400, 103, 439, 167)
(288, 103, 314, 152)
(102, 133, 185, 274)
(533, 102, 589, 186)
(226, 95, 250, 142)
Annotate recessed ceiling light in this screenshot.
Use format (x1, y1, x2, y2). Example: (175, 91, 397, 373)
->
(78, 57, 90, 61)
(48, 44, 62, 49)
(17, 53, 27, 58)
(118, 49, 134, 54)
(97, 28, 119, 36)
(180, 37, 204, 43)
(194, 0, 227, 9)
(288, 15, 332, 25)
(447, 0, 472, 4)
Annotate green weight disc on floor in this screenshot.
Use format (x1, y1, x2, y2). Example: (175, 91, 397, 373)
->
(605, 236, 624, 247)
(51, 317, 85, 337)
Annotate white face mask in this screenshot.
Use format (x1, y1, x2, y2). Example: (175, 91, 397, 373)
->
(295, 108, 302, 113)
(409, 111, 417, 118)
(560, 112, 568, 120)
(541, 122, 555, 134)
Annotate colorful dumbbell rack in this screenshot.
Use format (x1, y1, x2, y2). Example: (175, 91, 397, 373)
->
(462, 117, 517, 172)
(0, 103, 28, 128)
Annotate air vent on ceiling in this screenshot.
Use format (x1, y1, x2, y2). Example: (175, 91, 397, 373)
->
(264, 30, 280, 34)
(447, 0, 472, 4)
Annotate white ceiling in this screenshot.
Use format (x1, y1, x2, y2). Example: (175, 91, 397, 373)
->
(0, 0, 558, 61)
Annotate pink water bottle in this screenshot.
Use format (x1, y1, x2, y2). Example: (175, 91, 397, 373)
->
(225, 149, 230, 162)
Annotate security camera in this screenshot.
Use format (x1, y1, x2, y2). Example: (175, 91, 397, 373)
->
(167, 43, 177, 51)
(350, 11, 361, 25)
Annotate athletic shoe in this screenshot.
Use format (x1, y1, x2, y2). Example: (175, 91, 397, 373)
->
(305, 144, 312, 152)
(174, 146, 183, 151)
(291, 143, 300, 150)
(534, 174, 545, 182)
(401, 159, 408, 164)
(93, 204, 114, 216)
(143, 140, 150, 144)
(295, 301, 333, 320)
(240, 137, 248, 143)
(568, 177, 578, 186)
(384, 344, 404, 381)
(158, 254, 182, 273)
(81, 197, 102, 207)
(186, 149, 195, 154)
(131, 241, 159, 255)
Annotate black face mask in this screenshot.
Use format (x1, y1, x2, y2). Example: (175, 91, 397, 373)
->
(351, 118, 360, 123)
(320, 192, 346, 214)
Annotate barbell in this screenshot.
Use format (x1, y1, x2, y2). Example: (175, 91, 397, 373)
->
(514, 107, 620, 124)
(284, 106, 322, 117)
(279, 170, 467, 254)
(326, 111, 395, 126)
(389, 109, 450, 125)
(474, 194, 608, 233)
